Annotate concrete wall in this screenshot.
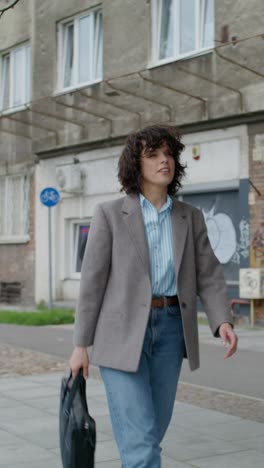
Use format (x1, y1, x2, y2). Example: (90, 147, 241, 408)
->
(1, 0, 264, 154)
(33, 0, 149, 99)
(181, 125, 249, 187)
(29, 0, 264, 153)
(0, 0, 32, 49)
(216, 0, 264, 38)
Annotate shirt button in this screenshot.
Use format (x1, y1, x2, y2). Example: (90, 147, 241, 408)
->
(181, 302, 187, 308)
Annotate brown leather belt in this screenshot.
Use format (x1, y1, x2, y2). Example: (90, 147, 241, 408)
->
(151, 295, 179, 308)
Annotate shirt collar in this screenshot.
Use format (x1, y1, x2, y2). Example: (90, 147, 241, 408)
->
(139, 193, 173, 212)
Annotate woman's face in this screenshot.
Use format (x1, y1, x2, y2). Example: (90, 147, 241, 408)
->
(140, 142, 175, 191)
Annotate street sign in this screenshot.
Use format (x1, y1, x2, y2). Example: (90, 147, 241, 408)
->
(40, 187, 60, 207)
(39, 187, 60, 309)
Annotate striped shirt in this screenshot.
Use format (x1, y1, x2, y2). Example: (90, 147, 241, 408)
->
(139, 193, 177, 296)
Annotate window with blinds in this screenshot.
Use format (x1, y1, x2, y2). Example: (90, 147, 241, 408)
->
(0, 174, 30, 239)
(0, 44, 31, 112)
(152, 0, 214, 64)
(57, 8, 103, 91)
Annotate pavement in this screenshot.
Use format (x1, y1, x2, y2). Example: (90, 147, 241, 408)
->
(0, 370, 264, 468)
(0, 318, 264, 467)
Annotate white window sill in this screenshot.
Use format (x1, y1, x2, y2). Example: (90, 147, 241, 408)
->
(70, 274, 81, 280)
(147, 47, 213, 70)
(54, 78, 103, 97)
(0, 104, 30, 116)
(61, 275, 81, 281)
(0, 235, 30, 244)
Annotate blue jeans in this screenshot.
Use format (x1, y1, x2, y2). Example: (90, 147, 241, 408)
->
(99, 304, 185, 468)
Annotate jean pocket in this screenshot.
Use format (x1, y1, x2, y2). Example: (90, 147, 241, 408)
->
(167, 304, 182, 318)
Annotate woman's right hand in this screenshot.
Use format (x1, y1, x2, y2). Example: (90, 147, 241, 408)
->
(69, 346, 89, 379)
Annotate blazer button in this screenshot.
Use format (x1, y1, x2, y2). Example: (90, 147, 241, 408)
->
(181, 302, 187, 308)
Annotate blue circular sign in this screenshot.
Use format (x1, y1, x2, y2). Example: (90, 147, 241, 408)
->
(40, 187, 60, 207)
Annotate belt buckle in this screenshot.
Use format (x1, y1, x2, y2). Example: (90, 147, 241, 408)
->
(163, 296, 168, 308)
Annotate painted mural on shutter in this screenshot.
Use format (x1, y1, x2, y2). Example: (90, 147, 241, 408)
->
(182, 190, 250, 282)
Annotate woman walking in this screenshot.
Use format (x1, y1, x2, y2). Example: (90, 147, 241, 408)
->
(69, 125, 238, 467)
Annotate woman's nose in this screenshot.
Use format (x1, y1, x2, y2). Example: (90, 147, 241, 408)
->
(160, 153, 169, 162)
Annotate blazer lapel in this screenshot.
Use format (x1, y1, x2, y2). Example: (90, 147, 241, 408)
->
(122, 194, 151, 276)
(171, 198, 188, 277)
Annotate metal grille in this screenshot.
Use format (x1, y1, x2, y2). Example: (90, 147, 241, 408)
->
(0, 282, 22, 303)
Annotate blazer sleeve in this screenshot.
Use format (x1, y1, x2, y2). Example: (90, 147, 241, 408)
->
(73, 203, 112, 347)
(195, 209, 234, 337)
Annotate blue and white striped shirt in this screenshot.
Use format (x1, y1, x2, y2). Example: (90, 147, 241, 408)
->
(139, 193, 177, 296)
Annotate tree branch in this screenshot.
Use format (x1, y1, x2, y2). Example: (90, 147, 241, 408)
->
(0, 0, 21, 18)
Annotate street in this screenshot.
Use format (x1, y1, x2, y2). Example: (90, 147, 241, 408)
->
(0, 323, 263, 400)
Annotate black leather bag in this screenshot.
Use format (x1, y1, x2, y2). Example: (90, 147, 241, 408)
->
(59, 369, 96, 468)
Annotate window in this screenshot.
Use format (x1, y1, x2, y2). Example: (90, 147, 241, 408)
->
(152, 0, 214, 64)
(73, 223, 90, 273)
(0, 44, 31, 112)
(58, 9, 103, 91)
(0, 174, 30, 241)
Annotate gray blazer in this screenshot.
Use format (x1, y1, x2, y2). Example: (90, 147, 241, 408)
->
(73, 193, 233, 372)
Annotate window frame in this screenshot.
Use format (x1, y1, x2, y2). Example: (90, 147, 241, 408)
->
(0, 43, 31, 114)
(151, 0, 214, 67)
(69, 220, 91, 279)
(57, 7, 103, 93)
(0, 174, 30, 243)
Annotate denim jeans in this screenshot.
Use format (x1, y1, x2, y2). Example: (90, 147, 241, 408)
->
(99, 303, 185, 468)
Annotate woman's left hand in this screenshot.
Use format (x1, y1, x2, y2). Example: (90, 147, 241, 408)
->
(219, 323, 238, 359)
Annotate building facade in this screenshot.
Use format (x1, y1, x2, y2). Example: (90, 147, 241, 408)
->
(0, 0, 263, 322)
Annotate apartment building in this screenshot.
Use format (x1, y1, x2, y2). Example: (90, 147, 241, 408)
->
(0, 0, 263, 322)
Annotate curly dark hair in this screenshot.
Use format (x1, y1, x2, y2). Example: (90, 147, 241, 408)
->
(117, 124, 186, 196)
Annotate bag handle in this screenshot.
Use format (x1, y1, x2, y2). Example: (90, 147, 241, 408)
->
(64, 368, 85, 413)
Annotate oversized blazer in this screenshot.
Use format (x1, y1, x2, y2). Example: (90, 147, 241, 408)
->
(73, 193, 234, 372)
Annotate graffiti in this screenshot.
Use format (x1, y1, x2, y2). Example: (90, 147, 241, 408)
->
(231, 218, 250, 264)
(231, 251, 240, 265)
(194, 199, 250, 266)
(251, 229, 264, 266)
(201, 207, 250, 266)
(202, 206, 237, 264)
(239, 219, 250, 258)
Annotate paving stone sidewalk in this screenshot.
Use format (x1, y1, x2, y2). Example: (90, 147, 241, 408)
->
(0, 371, 264, 468)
